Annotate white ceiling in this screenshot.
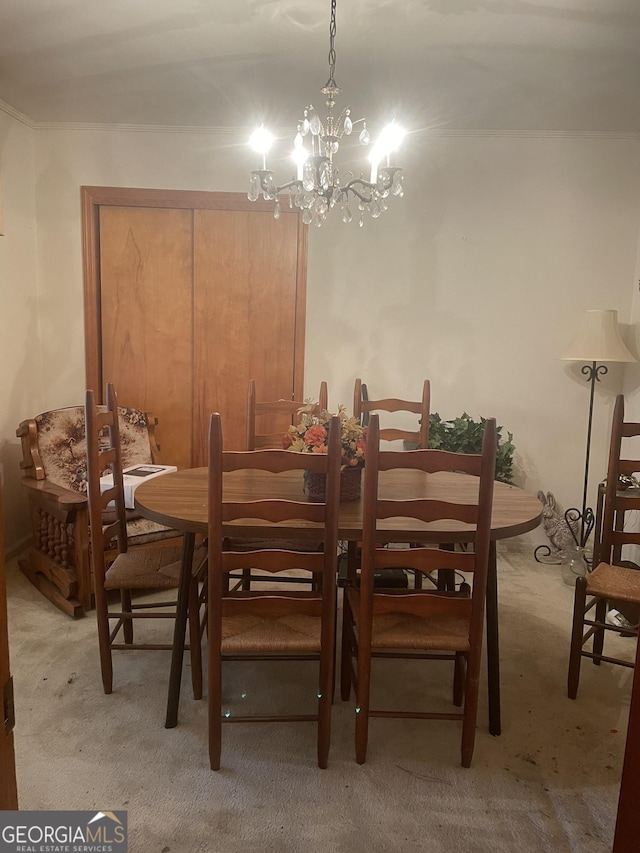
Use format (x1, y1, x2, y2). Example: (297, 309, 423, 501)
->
(1, 0, 640, 132)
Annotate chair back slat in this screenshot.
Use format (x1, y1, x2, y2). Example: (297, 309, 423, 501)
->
(376, 498, 479, 526)
(378, 448, 482, 475)
(222, 500, 326, 525)
(372, 545, 476, 575)
(224, 448, 329, 474)
(222, 550, 325, 575)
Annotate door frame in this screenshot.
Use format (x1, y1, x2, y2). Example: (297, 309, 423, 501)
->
(1, 484, 18, 809)
(81, 186, 308, 404)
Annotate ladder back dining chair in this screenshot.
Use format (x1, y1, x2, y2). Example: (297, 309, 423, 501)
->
(246, 379, 328, 450)
(568, 394, 640, 699)
(353, 377, 430, 448)
(340, 412, 497, 767)
(85, 384, 205, 698)
(207, 411, 341, 769)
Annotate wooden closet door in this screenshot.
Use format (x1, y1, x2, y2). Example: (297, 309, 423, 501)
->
(84, 188, 307, 468)
(192, 209, 303, 459)
(99, 207, 194, 469)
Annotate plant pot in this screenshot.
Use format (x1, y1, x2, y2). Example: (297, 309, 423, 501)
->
(304, 467, 362, 502)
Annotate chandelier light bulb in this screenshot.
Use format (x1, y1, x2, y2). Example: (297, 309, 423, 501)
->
(249, 126, 274, 154)
(291, 144, 309, 181)
(377, 121, 405, 155)
(246, 0, 405, 226)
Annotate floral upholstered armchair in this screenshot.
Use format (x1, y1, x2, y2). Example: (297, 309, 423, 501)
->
(17, 405, 177, 617)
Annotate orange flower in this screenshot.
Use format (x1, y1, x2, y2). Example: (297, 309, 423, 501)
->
(304, 425, 327, 447)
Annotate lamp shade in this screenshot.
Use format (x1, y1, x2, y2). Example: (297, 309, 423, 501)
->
(561, 309, 637, 363)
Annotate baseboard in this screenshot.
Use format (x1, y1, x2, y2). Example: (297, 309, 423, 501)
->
(5, 534, 31, 562)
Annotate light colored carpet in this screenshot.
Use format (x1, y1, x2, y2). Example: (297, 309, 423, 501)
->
(6, 543, 633, 853)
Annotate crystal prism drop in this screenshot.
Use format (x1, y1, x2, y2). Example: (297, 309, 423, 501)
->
(310, 113, 321, 136)
(273, 202, 281, 220)
(302, 209, 312, 225)
(359, 211, 365, 227)
(344, 116, 353, 135)
(342, 205, 352, 224)
(319, 162, 330, 191)
(247, 174, 259, 202)
(302, 117, 310, 136)
(359, 127, 370, 145)
(370, 200, 381, 219)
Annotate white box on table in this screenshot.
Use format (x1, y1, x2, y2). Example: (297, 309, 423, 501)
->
(99, 464, 178, 509)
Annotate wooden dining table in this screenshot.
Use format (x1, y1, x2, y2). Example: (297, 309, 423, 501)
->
(134, 466, 542, 734)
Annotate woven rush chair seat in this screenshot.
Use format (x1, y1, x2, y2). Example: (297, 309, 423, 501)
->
(104, 543, 184, 590)
(585, 562, 640, 604)
(221, 611, 322, 653)
(369, 611, 471, 651)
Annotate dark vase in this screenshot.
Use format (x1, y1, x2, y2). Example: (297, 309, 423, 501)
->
(304, 466, 362, 502)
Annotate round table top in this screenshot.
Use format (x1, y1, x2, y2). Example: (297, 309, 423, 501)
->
(134, 467, 542, 544)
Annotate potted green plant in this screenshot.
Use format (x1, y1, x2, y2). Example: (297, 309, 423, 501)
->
(407, 412, 515, 484)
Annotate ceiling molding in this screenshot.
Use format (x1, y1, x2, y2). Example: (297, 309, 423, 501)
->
(24, 120, 640, 141)
(0, 99, 35, 128)
(2, 100, 640, 140)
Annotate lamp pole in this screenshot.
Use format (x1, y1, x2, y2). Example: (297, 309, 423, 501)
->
(565, 361, 607, 549)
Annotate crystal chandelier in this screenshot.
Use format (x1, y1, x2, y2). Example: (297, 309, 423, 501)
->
(247, 0, 405, 228)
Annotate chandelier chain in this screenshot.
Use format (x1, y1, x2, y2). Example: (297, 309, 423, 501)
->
(325, 0, 338, 89)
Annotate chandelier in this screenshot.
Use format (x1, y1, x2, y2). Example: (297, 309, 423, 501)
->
(247, 0, 405, 228)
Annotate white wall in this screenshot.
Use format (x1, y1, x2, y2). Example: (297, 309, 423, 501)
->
(2, 116, 640, 550)
(0, 108, 41, 549)
(307, 133, 640, 538)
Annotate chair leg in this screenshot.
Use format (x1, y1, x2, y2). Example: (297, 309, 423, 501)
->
(121, 589, 133, 644)
(568, 576, 587, 699)
(340, 597, 354, 701)
(94, 586, 113, 694)
(453, 652, 466, 707)
(188, 578, 203, 701)
(593, 598, 607, 665)
(208, 654, 222, 772)
(354, 630, 372, 764)
(317, 624, 335, 769)
(460, 671, 479, 768)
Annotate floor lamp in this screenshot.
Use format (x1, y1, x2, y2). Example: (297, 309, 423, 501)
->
(561, 309, 636, 551)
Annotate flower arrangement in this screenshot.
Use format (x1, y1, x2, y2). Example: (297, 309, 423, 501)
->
(283, 403, 366, 470)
